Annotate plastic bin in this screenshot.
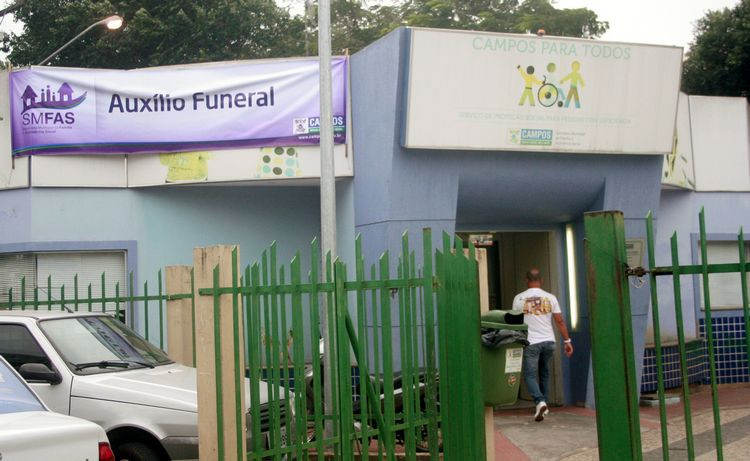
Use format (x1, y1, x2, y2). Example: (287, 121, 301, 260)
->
(480, 312, 528, 406)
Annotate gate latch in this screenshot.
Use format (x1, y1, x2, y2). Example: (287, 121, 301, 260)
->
(625, 265, 648, 278)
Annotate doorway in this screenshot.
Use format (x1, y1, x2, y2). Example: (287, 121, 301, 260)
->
(460, 230, 564, 405)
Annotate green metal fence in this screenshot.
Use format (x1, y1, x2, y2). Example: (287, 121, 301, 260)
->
(585, 209, 750, 461)
(0, 269, 184, 352)
(0, 229, 485, 460)
(200, 230, 485, 460)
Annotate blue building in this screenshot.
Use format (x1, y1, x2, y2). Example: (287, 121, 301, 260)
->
(7, 27, 738, 408)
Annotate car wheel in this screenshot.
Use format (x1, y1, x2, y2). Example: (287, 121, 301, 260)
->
(115, 442, 161, 461)
(415, 427, 443, 453)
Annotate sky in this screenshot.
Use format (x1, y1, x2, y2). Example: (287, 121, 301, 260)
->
(0, 0, 744, 58)
(554, 0, 742, 49)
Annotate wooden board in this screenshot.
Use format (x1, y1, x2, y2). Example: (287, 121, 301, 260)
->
(193, 246, 246, 461)
(166, 265, 194, 366)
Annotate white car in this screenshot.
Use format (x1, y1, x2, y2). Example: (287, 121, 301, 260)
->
(0, 354, 115, 461)
(0, 311, 285, 461)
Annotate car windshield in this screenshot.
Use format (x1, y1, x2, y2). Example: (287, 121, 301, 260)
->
(0, 358, 45, 414)
(39, 316, 173, 375)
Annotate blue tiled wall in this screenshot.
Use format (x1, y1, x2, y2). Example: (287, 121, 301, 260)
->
(699, 316, 750, 384)
(641, 339, 707, 393)
(641, 316, 749, 393)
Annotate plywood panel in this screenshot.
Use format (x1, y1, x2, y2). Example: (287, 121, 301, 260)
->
(166, 265, 194, 366)
(193, 246, 246, 461)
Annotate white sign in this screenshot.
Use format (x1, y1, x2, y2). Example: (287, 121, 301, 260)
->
(505, 347, 523, 373)
(404, 28, 683, 154)
(625, 239, 645, 269)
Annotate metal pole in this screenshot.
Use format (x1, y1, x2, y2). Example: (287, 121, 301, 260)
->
(583, 211, 643, 461)
(318, 0, 337, 439)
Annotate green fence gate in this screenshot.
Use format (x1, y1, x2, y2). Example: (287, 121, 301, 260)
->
(585, 209, 750, 461)
(200, 230, 487, 460)
(0, 229, 487, 460)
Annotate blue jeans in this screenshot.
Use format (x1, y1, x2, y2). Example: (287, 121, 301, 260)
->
(522, 341, 556, 405)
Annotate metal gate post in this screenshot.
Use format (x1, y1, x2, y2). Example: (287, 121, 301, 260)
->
(436, 236, 486, 461)
(583, 211, 642, 461)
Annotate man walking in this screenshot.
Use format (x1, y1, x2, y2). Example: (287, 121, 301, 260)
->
(512, 268, 573, 422)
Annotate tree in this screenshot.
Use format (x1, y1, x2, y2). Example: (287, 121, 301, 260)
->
(307, 0, 608, 56)
(682, 0, 750, 98)
(514, 0, 607, 38)
(2, 0, 608, 68)
(397, 0, 607, 37)
(1, 0, 306, 68)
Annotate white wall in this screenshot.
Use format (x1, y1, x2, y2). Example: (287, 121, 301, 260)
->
(29, 144, 353, 188)
(691, 96, 750, 191)
(0, 71, 29, 190)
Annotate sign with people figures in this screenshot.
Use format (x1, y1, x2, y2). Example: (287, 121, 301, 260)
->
(403, 28, 683, 154)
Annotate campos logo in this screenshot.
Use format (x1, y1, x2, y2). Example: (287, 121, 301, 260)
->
(293, 116, 345, 135)
(20, 82, 87, 125)
(509, 128, 553, 146)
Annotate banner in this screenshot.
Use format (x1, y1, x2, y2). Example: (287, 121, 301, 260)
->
(404, 28, 683, 154)
(10, 57, 347, 156)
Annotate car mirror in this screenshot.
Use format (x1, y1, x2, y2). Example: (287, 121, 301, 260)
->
(18, 363, 62, 385)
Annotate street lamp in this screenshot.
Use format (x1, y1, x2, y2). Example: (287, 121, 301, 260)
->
(38, 15, 123, 66)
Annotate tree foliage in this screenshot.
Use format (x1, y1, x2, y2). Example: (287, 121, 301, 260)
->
(2, 0, 305, 68)
(393, 0, 607, 37)
(682, 0, 750, 98)
(2, 0, 608, 68)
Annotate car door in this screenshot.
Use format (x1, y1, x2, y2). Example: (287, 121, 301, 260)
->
(0, 322, 72, 414)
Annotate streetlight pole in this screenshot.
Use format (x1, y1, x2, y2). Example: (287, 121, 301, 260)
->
(38, 15, 123, 66)
(318, 0, 337, 438)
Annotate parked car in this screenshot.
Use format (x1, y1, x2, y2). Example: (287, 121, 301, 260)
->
(0, 353, 115, 461)
(0, 311, 286, 461)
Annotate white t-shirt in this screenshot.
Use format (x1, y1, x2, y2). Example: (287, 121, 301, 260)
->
(512, 287, 561, 345)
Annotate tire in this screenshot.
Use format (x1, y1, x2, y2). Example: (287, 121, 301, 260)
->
(115, 442, 161, 461)
(415, 427, 443, 453)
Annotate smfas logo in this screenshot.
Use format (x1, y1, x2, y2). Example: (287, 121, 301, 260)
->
(20, 82, 86, 125)
(509, 128, 553, 146)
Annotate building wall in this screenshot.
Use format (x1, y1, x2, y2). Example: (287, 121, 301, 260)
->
(351, 28, 668, 407)
(21, 184, 353, 277)
(652, 96, 750, 342)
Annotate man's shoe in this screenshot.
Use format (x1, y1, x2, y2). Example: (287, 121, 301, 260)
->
(534, 401, 548, 422)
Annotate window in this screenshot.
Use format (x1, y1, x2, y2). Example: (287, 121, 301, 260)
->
(37, 252, 127, 313)
(0, 358, 46, 414)
(0, 251, 126, 313)
(0, 324, 52, 372)
(700, 241, 750, 310)
(0, 253, 36, 303)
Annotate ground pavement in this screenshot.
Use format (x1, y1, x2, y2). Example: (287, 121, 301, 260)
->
(493, 384, 750, 461)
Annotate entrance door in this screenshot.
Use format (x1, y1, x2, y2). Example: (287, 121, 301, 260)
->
(496, 231, 563, 405)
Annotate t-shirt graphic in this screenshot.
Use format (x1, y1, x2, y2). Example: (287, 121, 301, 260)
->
(522, 296, 553, 316)
(512, 287, 561, 345)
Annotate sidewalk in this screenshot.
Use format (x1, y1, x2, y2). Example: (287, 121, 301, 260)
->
(493, 384, 750, 461)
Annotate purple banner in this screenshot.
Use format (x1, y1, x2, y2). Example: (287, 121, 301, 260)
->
(10, 57, 347, 156)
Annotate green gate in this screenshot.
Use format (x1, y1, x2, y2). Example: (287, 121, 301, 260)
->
(0, 230, 487, 460)
(585, 209, 750, 461)
(200, 230, 487, 460)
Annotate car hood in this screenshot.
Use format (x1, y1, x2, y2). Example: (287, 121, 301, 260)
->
(71, 363, 274, 413)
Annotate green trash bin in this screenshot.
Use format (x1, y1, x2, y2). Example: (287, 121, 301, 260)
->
(480, 311, 528, 406)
